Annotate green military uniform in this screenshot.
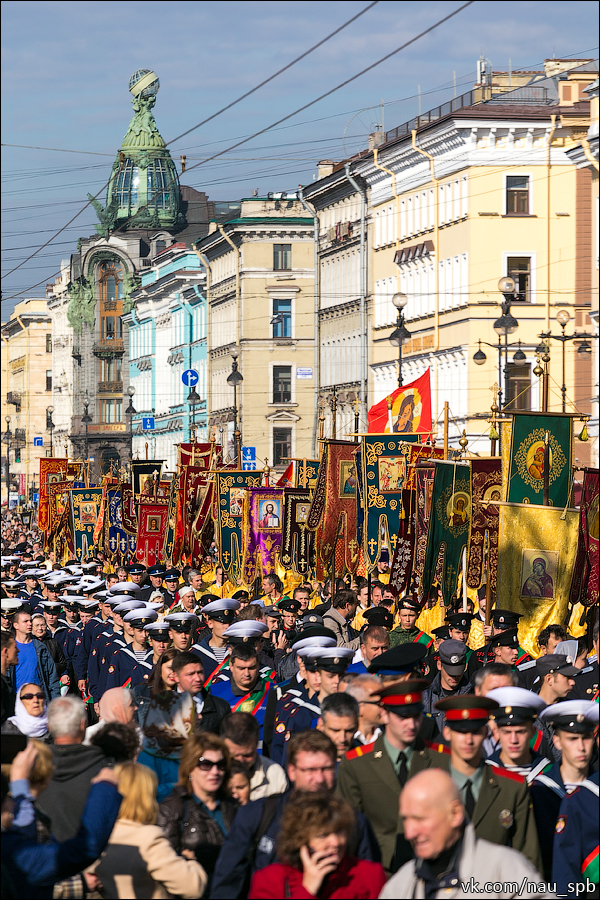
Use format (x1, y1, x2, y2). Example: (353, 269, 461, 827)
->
(432, 743, 543, 872)
(337, 732, 443, 872)
(389, 626, 433, 650)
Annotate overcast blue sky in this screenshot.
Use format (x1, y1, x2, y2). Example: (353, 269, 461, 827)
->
(2, 0, 598, 314)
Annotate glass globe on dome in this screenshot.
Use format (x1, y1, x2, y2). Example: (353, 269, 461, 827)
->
(128, 69, 160, 99)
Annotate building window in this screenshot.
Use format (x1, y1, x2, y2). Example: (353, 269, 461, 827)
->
(101, 316, 123, 341)
(46, 334, 52, 353)
(273, 366, 292, 403)
(272, 298, 292, 338)
(505, 364, 531, 410)
(273, 244, 292, 270)
(99, 399, 122, 423)
(273, 428, 292, 466)
(46, 370, 52, 392)
(507, 257, 531, 302)
(114, 160, 139, 208)
(101, 358, 122, 382)
(506, 176, 529, 215)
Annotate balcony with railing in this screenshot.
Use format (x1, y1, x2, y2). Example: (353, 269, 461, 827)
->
(92, 338, 124, 358)
(6, 391, 22, 409)
(98, 381, 124, 394)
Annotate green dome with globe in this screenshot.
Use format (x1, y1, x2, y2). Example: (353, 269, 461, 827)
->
(88, 69, 186, 236)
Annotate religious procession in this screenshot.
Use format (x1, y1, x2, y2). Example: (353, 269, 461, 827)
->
(1, 397, 598, 900)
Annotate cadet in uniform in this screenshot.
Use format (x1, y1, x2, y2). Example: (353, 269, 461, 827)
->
(162, 568, 181, 608)
(337, 678, 444, 874)
(191, 597, 239, 682)
(481, 610, 531, 666)
(105, 606, 157, 690)
(422, 639, 473, 739)
(89, 598, 145, 701)
(130, 619, 171, 689)
(553, 769, 599, 896)
(446, 611, 482, 682)
(530, 700, 597, 880)
(163, 611, 198, 652)
(270, 645, 353, 765)
(389, 597, 433, 650)
(485, 686, 549, 782)
(433, 694, 543, 872)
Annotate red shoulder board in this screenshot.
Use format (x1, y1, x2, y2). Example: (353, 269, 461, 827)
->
(489, 764, 525, 784)
(424, 740, 451, 755)
(345, 740, 377, 761)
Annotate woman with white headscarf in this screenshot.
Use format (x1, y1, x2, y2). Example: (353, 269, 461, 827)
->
(1, 682, 50, 739)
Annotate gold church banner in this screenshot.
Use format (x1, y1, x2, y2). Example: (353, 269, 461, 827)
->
(496, 503, 579, 658)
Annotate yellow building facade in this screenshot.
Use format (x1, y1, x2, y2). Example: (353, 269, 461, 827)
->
(194, 197, 316, 469)
(1, 298, 54, 504)
(354, 62, 596, 457)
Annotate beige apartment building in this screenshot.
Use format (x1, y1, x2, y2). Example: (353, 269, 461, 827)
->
(303, 58, 597, 459)
(194, 196, 316, 469)
(1, 298, 54, 503)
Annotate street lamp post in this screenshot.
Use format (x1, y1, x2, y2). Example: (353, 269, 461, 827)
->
(2, 416, 12, 506)
(187, 385, 200, 442)
(82, 391, 92, 464)
(227, 347, 243, 466)
(493, 276, 519, 407)
(125, 386, 136, 461)
(536, 312, 597, 413)
(46, 406, 55, 456)
(389, 292, 411, 387)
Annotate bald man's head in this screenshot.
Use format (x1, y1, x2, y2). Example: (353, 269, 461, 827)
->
(400, 769, 464, 860)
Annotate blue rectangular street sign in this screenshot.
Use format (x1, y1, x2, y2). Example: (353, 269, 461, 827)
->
(242, 461, 257, 471)
(33, 492, 39, 503)
(242, 446, 256, 461)
(142, 417, 155, 431)
(33, 437, 43, 447)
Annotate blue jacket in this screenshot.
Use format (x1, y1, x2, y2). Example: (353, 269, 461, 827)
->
(8, 638, 60, 702)
(2, 781, 121, 900)
(210, 789, 381, 899)
(552, 771, 599, 895)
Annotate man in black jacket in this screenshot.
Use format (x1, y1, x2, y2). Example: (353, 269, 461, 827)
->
(210, 730, 380, 899)
(36, 695, 107, 840)
(172, 650, 231, 731)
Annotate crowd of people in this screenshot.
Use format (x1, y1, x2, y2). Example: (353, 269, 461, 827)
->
(1, 510, 598, 899)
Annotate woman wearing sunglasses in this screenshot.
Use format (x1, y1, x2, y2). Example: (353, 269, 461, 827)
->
(2, 683, 50, 740)
(158, 733, 237, 897)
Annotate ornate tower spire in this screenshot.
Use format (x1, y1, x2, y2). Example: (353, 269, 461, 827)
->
(89, 69, 186, 237)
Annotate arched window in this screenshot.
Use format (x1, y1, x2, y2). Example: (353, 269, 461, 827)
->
(98, 260, 124, 305)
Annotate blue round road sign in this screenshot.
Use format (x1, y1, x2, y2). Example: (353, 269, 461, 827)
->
(182, 369, 199, 387)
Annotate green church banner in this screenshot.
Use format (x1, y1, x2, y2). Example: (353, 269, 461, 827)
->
(421, 461, 471, 604)
(215, 471, 263, 583)
(507, 413, 572, 507)
(360, 435, 419, 573)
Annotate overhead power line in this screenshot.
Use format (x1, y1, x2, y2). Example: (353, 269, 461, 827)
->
(1, 1, 380, 285)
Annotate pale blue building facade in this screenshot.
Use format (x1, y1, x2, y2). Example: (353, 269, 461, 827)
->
(124, 244, 207, 471)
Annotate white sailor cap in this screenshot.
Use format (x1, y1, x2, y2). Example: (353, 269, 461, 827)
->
(202, 598, 240, 621)
(38, 600, 64, 611)
(144, 621, 171, 637)
(63, 565, 83, 576)
(109, 581, 142, 596)
(486, 686, 546, 724)
(76, 598, 100, 610)
(539, 700, 597, 732)
(223, 621, 268, 642)
(299, 646, 354, 671)
(1, 599, 22, 614)
(123, 607, 158, 626)
(164, 611, 199, 631)
(93, 590, 109, 601)
(2, 580, 22, 591)
(113, 599, 147, 615)
(293, 634, 337, 652)
(80, 578, 105, 593)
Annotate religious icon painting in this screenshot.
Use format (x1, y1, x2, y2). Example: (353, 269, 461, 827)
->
(146, 515, 161, 533)
(229, 487, 245, 517)
(295, 502, 310, 524)
(80, 501, 97, 525)
(519, 549, 558, 600)
(339, 460, 358, 498)
(445, 490, 471, 530)
(378, 456, 406, 493)
(258, 498, 281, 530)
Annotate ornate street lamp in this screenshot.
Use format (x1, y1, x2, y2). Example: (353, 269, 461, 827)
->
(389, 292, 411, 387)
(227, 347, 243, 465)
